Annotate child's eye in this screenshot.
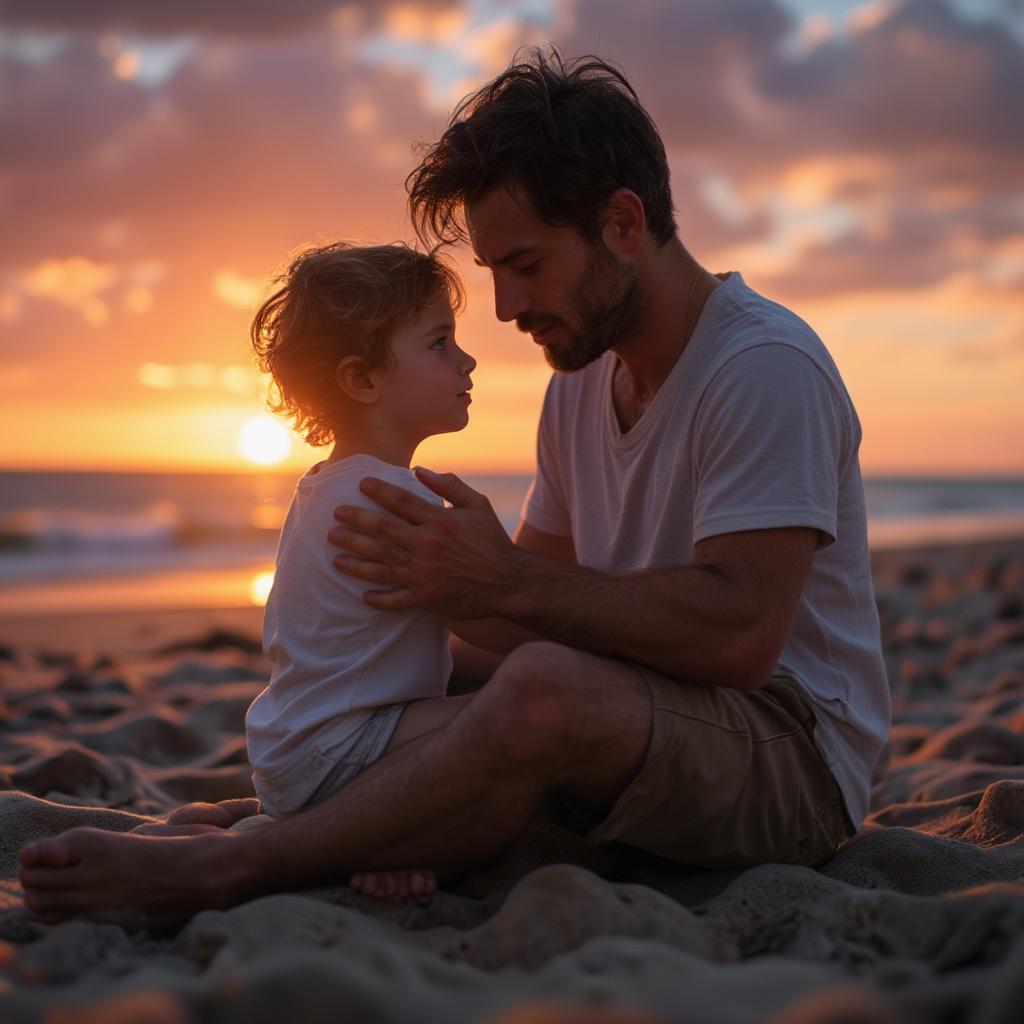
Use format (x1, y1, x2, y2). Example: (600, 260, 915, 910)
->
(431, 336, 448, 349)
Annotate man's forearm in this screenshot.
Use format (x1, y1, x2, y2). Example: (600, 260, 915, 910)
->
(442, 616, 540, 654)
(489, 550, 775, 688)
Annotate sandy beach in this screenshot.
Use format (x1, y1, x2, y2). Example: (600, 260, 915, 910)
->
(1, 537, 1023, 1023)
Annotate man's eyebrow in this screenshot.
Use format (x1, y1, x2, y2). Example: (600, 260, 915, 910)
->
(472, 245, 539, 269)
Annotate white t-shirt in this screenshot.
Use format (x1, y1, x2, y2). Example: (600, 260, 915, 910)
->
(245, 455, 452, 809)
(522, 271, 890, 830)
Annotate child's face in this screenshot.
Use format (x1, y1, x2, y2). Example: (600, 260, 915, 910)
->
(374, 295, 476, 441)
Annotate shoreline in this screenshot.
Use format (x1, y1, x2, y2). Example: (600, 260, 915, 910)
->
(0, 605, 266, 658)
(869, 530, 1024, 562)
(1, 533, 1022, 657)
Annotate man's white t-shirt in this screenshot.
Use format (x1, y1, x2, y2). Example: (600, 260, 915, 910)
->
(245, 455, 452, 814)
(522, 271, 890, 830)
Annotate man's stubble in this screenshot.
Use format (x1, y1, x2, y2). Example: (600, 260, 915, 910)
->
(534, 242, 648, 374)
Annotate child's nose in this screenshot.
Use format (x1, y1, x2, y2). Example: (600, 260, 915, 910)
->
(460, 348, 477, 374)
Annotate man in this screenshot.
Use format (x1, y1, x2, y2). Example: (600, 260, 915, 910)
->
(19, 50, 889, 922)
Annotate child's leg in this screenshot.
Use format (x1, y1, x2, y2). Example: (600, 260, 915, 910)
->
(383, 692, 475, 755)
(350, 694, 475, 899)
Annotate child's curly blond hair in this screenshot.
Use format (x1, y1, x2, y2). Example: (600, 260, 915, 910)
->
(251, 241, 464, 446)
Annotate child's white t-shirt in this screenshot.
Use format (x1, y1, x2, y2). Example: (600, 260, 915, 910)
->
(245, 454, 452, 811)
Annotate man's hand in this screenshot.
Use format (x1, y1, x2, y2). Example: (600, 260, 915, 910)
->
(327, 468, 523, 616)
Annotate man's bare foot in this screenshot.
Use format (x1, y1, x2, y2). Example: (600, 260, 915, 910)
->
(349, 869, 436, 901)
(19, 826, 245, 924)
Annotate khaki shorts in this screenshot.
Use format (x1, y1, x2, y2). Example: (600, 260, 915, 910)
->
(552, 668, 855, 869)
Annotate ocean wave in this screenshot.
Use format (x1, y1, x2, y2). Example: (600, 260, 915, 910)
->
(0, 502, 279, 554)
(0, 502, 178, 550)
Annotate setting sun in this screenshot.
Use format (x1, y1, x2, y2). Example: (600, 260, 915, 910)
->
(248, 570, 275, 607)
(238, 416, 292, 466)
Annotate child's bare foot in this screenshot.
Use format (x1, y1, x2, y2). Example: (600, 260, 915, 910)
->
(129, 823, 230, 837)
(166, 798, 262, 827)
(349, 869, 436, 901)
(129, 798, 262, 836)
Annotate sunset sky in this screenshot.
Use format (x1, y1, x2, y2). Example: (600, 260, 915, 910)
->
(2, 0, 1022, 476)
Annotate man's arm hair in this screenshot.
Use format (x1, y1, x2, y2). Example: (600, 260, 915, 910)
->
(442, 521, 576, 654)
(493, 526, 819, 690)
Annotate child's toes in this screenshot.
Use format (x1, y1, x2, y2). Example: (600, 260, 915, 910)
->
(351, 869, 437, 900)
(413, 870, 436, 895)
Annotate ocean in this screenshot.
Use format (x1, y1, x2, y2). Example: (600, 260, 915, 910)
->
(2, 470, 1024, 617)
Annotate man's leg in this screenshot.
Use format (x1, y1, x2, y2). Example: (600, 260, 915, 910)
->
(19, 643, 651, 921)
(140, 638, 500, 837)
(347, 691, 477, 899)
(133, 695, 477, 897)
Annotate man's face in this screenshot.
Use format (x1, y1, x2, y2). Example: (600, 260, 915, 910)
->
(467, 186, 646, 372)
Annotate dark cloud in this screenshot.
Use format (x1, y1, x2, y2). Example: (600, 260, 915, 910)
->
(0, 0, 453, 38)
(753, 0, 1023, 172)
(764, 204, 977, 296)
(561, 0, 1023, 176)
(0, 38, 150, 169)
(555, 0, 1024, 298)
(558, 0, 794, 147)
(0, 35, 431, 259)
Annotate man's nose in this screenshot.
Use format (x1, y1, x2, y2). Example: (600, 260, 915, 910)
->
(493, 278, 528, 323)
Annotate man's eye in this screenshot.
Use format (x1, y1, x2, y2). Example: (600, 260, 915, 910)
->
(516, 261, 540, 276)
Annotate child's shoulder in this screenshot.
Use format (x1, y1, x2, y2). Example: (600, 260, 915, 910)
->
(299, 455, 437, 507)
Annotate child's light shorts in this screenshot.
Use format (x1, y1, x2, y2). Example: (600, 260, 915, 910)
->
(253, 702, 406, 819)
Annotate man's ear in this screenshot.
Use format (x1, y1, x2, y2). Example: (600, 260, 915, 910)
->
(601, 188, 646, 256)
(335, 356, 379, 405)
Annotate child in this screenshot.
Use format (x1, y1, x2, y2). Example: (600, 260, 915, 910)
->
(245, 241, 475, 897)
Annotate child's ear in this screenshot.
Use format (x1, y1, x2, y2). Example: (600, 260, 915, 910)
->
(335, 356, 378, 404)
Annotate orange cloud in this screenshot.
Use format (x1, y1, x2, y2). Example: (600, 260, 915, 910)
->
(138, 362, 263, 395)
(22, 257, 117, 326)
(213, 270, 264, 310)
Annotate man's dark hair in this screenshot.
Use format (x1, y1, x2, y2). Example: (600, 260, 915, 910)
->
(406, 47, 677, 248)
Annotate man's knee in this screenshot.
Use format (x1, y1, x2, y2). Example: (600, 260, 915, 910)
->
(481, 642, 587, 762)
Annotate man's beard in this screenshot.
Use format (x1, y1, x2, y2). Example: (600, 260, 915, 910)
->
(561, 252, 644, 371)
(522, 243, 647, 373)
